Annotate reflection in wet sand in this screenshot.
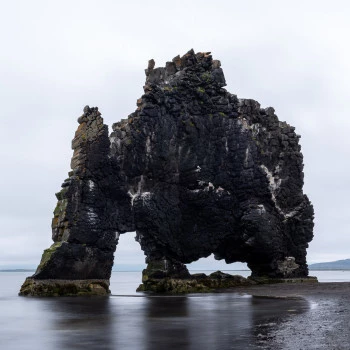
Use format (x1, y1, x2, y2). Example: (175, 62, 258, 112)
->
(144, 296, 190, 350)
(186, 294, 254, 349)
(48, 297, 115, 349)
(0, 272, 312, 350)
(45, 294, 310, 350)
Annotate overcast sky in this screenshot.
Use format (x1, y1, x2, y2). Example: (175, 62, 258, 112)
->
(1, 0, 350, 270)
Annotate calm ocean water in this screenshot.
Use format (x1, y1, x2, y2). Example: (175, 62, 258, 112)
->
(0, 270, 348, 350)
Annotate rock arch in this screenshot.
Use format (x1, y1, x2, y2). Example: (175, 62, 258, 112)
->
(20, 50, 314, 296)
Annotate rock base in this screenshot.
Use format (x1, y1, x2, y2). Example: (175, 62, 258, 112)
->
(137, 271, 255, 293)
(19, 278, 110, 297)
(249, 276, 318, 284)
(137, 270, 318, 294)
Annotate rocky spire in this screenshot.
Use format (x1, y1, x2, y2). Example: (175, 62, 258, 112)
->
(20, 107, 116, 296)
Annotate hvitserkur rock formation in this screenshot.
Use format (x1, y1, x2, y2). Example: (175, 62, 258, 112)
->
(20, 50, 314, 296)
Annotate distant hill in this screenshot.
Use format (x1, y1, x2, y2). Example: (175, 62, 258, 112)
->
(309, 259, 350, 270)
(0, 269, 35, 272)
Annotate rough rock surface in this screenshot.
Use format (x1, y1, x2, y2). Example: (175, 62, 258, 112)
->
(137, 270, 254, 294)
(20, 50, 314, 296)
(19, 278, 110, 296)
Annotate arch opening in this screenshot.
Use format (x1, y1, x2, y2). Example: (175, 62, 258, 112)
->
(110, 232, 146, 295)
(187, 254, 251, 276)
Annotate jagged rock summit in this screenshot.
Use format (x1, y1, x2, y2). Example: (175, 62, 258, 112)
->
(20, 50, 314, 296)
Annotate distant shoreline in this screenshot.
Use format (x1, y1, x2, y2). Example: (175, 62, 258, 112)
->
(3, 269, 350, 272)
(309, 268, 350, 271)
(0, 269, 35, 272)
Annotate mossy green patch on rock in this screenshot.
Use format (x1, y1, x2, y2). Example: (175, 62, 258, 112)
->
(36, 242, 62, 272)
(19, 278, 110, 297)
(137, 271, 255, 294)
(137, 278, 213, 293)
(201, 72, 212, 83)
(55, 188, 68, 201)
(53, 198, 68, 217)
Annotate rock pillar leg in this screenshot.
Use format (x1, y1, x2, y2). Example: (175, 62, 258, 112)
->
(137, 258, 191, 292)
(20, 106, 119, 296)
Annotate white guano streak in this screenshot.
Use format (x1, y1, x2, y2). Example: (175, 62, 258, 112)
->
(260, 164, 300, 219)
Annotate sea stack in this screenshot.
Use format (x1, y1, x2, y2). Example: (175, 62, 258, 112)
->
(20, 50, 314, 296)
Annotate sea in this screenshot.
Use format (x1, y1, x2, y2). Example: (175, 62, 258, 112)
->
(0, 270, 348, 350)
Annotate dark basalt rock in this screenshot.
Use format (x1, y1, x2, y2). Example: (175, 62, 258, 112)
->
(137, 270, 254, 294)
(19, 50, 314, 296)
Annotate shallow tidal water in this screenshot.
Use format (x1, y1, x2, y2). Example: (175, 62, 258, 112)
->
(0, 271, 348, 350)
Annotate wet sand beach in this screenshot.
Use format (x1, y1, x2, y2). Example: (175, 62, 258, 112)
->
(234, 282, 350, 349)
